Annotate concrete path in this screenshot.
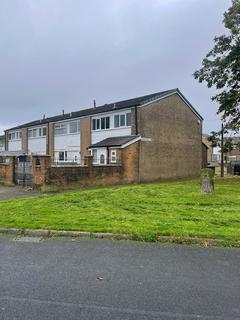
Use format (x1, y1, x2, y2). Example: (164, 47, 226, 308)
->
(0, 237, 239, 320)
(0, 186, 39, 201)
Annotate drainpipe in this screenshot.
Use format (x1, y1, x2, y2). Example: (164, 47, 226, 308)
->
(134, 106, 138, 135)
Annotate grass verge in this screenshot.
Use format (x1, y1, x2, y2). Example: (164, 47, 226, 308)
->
(0, 177, 239, 246)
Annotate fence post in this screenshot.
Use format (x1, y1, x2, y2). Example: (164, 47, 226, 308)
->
(32, 155, 51, 188)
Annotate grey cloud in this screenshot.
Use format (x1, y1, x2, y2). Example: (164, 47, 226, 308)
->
(0, 0, 232, 134)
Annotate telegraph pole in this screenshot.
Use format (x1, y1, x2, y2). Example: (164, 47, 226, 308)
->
(220, 122, 224, 177)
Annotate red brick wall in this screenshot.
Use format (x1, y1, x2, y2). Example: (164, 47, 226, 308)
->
(0, 157, 15, 186)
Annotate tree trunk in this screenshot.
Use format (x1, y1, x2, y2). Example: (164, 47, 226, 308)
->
(200, 168, 214, 193)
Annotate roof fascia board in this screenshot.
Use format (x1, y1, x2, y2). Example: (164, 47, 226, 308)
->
(120, 136, 141, 149)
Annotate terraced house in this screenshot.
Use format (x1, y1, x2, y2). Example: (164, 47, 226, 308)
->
(3, 88, 203, 182)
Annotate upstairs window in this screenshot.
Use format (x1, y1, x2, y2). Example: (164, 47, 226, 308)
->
(9, 131, 21, 141)
(114, 112, 131, 128)
(39, 127, 47, 137)
(28, 128, 38, 138)
(92, 117, 110, 130)
(55, 123, 67, 135)
(126, 112, 131, 126)
(69, 120, 80, 134)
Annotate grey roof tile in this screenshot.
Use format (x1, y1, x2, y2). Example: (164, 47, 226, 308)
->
(89, 135, 139, 148)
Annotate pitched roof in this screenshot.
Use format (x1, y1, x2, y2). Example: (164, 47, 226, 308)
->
(6, 88, 202, 131)
(89, 135, 139, 148)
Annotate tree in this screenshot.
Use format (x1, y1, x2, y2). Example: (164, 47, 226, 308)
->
(194, 0, 240, 131)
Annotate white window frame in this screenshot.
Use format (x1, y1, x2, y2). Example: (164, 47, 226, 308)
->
(28, 127, 47, 139)
(54, 123, 68, 136)
(8, 131, 21, 141)
(69, 120, 80, 134)
(58, 151, 68, 162)
(114, 112, 131, 128)
(91, 149, 98, 163)
(110, 149, 117, 163)
(92, 116, 110, 131)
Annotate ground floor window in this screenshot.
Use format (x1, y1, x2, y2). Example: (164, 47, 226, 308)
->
(100, 154, 105, 164)
(110, 149, 117, 163)
(59, 151, 68, 161)
(92, 149, 97, 163)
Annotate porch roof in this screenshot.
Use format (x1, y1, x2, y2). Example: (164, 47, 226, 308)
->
(89, 135, 139, 148)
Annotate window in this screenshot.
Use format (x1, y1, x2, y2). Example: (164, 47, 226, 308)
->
(100, 154, 105, 164)
(92, 117, 110, 130)
(114, 115, 119, 128)
(92, 149, 97, 163)
(101, 117, 105, 130)
(92, 119, 96, 130)
(59, 151, 68, 161)
(29, 128, 37, 138)
(106, 116, 110, 129)
(69, 121, 80, 134)
(55, 123, 67, 135)
(110, 149, 117, 163)
(9, 131, 21, 141)
(120, 114, 125, 127)
(126, 113, 131, 126)
(39, 127, 47, 137)
(114, 113, 131, 128)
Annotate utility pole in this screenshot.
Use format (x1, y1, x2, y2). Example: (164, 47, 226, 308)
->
(220, 122, 224, 177)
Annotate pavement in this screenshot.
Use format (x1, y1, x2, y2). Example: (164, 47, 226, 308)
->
(0, 237, 239, 320)
(0, 186, 39, 201)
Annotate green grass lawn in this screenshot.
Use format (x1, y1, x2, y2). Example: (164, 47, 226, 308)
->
(0, 177, 239, 243)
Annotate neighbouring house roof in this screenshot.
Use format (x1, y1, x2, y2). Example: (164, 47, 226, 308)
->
(6, 88, 203, 132)
(89, 135, 140, 148)
(228, 136, 240, 144)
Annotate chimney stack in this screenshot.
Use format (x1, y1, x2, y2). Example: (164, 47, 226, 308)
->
(94, 100, 96, 108)
(62, 109, 65, 115)
(43, 114, 46, 120)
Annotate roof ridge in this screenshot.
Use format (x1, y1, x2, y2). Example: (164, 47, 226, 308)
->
(5, 88, 184, 131)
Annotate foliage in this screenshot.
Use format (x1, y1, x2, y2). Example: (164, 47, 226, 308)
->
(194, 0, 240, 130)
(207, 131, 240, 153)
(0, 178, 239, 244)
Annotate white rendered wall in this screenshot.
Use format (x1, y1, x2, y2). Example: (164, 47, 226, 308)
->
(28, 137, 47, 155)
(8, 140, 22, 152)
(54, 133, 80, 162)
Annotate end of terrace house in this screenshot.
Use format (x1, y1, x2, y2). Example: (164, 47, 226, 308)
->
(2, 88, 203, 184)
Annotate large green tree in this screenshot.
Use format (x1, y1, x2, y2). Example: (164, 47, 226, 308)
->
(194, 0, 240, 131)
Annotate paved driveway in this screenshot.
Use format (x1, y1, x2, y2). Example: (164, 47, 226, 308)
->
(0, 186, 39, 201)
(0, 237, 239, 320)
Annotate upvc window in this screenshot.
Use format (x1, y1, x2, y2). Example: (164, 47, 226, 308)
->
(39, 127, 47, 137)
(55, 123, 67, 135)
(110, 149, 117, 163)
(69, 120, 80, 134)
(28, 130, 33, 138)
(120, 114, 125, 127)
(9, 131, 21, 141)
(126, 112, 131, 126)
(92, 149, 97, 163)
(59, 151, 68, 161)
(92, 117, 110, 130)
(114, 112, 131, 128)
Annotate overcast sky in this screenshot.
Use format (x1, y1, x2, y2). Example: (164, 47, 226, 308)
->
(0, 0, 232, 135)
